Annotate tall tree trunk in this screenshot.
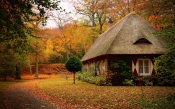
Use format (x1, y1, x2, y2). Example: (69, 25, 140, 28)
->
(127, 0, 130, 13)
(15, 65, 21, 79)
(73, 72, 76, 84)
(99, 17, 103, 34)
(29, 65, 32, 75)
(29, 61, 32, 75)
(91, 14, 96, 26)
(35, 51, 39, 78)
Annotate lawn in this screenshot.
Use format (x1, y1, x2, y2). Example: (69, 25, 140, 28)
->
(36, 76, 175, 109)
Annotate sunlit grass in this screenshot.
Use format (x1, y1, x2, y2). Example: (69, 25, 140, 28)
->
(36, 77, 175, 109)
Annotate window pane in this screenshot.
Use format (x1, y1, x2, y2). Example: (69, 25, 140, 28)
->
(144, 60, 149, 66)
(144, 60, 149, 73)
(139, 67, 143, 73)
(139, 60, 143, 66)
(138, 59, 150, 74)
(139, 60, 143, 74)
(145, 67, 149, 73)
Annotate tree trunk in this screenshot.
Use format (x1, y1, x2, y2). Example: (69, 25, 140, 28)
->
(73, 72, 76, 84)
(91, 14, 96, 26)
(29, 61, 32, 75)
(35, 51, 39, 78)
(15, 65, 21, 80)
(127, 0, 130, 13)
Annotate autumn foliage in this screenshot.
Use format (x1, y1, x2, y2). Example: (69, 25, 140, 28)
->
(23, 64, 68, 75)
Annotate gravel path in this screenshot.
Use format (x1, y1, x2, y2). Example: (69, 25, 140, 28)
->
(2, 81, 57, 109)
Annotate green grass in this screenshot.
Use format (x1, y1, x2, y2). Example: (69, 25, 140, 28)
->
(133, 96, 175, 109)
(36, 78, 175, 109)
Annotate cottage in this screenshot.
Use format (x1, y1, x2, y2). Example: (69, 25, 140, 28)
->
(81, 12, 166, 85)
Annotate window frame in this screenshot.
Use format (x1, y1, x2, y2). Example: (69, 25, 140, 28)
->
(137, 58, 151, 76)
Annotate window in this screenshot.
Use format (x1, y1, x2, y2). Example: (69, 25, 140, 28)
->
(134, 38, 152, 44)
(138, 59, 150, 76)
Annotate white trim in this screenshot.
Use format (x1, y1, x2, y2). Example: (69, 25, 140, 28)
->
(136, 58, 153, 76)
(132, 58, 153, 76)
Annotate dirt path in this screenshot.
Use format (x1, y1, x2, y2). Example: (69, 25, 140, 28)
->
(2, 80, 57, 109)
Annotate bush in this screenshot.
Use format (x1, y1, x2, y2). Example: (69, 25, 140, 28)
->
(109, 60, 133, 79)
(142, 76, 157, 86)
(109, 60, 135, 85)
(95, 76, 107, 86)
(123, 79, 135, 86)
(65, 56, 82, 72)
(65, 56, 82, 84)
(154, 53, 175, 86)
(76, 72, 108, 86)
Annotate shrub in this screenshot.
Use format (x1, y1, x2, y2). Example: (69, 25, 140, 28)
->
(95, 76, 106, 86)
(76, 72, 108, 86)
(142, 76, 157, 86)
(123, 79, 135, 86)
(65, 56, 82, 84)
(65, 56, 82, 73)
(110, 60, 134, 79)
(109, 60, 135, 85)
(154, 53, 175, 86)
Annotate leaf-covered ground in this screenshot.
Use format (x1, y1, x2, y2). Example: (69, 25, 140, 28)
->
(0, 82, 15, 108)
(36, 76, 175, 109)
(0, 74, 174, 109)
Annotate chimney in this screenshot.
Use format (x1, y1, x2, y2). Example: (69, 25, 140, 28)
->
(108, 18, 113, 28)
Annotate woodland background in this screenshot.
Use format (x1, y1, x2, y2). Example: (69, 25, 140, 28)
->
(0, 0, 174, 80)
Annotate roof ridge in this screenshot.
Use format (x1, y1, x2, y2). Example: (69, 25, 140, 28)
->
(106, 14, 130, 54)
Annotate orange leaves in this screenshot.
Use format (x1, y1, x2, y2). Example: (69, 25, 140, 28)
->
(40, 22, 98, 60)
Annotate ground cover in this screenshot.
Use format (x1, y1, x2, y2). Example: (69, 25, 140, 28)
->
(36, 76, 175, 109)
(0, 82, 15, 97)
(0, 82, 15, 108)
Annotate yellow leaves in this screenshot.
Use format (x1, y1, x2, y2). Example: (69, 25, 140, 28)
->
(45, 39, 54, 57)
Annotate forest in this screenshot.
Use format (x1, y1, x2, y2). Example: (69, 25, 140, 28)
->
(0, 0, 175, 80)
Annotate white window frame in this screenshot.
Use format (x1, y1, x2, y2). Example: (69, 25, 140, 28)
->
(136, 58, 152, 76)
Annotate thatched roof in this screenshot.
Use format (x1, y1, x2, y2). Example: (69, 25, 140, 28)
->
(82, 13, 166, 62)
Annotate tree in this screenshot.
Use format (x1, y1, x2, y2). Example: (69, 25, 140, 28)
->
(74, 0, 100, 26)
(65, 56, 82, 84)
(0, 0, 60, 80)
(74, 0, 115, 33)
(154, 24, 175, 86)
(152, 0, 175, 86)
